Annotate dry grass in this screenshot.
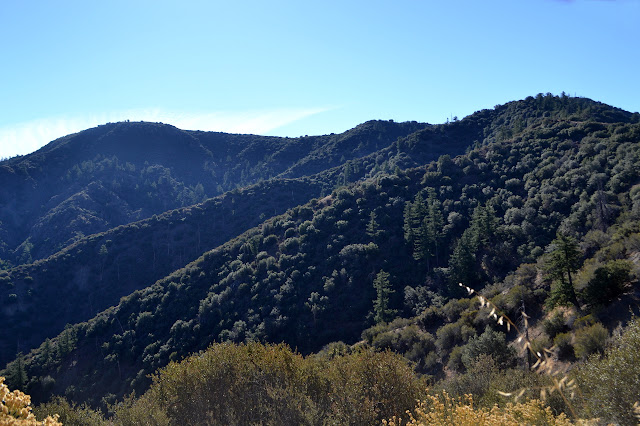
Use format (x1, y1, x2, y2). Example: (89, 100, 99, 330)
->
(384, 391, 574, 426)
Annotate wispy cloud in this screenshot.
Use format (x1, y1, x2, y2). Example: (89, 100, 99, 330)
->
(0, 107, 332, 159)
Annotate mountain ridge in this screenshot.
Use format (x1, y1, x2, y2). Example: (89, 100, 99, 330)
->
(0, 119, 428, 265)
(2, 94, 640, 417)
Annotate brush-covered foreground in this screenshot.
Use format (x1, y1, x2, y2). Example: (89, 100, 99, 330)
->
(30, 318, 640, 425)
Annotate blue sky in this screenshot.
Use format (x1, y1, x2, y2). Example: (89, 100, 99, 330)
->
(1, 0, 638, 159)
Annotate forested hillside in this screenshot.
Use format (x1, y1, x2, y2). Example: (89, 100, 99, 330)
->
(0, 178, 328, 365)
(3, 94, 640, 424)
(0, 96, 533, 366)
(0, 120, 426, 265)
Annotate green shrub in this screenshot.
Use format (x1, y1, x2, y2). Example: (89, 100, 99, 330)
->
(361, 322, 390, 344)
(573, 322, 608, 359)
(542, 311, 568, 339)
(461, 326, 516, 370)
(583, 259, 632, 306)
(34, 397, 106, 426)
(442, 298, 472, 322)
(573, 313, 597, 329)
(111, 342, 426, 425)
(441, 354, 500, 405)
(529, 335, 551, 357)
(316, 341, 351, 358)
(573, 318, 640, 424)
(503, 284, 534, 316)
(365, 323, 438, 372)
(553, 332, 574, 361)
(322, 348, 426, 424)
(436, 320, 476, 352)
(446, 345, 465, 372)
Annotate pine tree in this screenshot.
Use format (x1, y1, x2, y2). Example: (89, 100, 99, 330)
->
(424, 189, 444, 266)
(413, 223, 428, 262)
(448, 231, 476, 294)
(546, 233, 581, 307)
(403, 193, 428, 262)
(41, 338, 52, 367)
(373, 270, 396, 324)
(342, 162, 352, 185)
(469, 204, 497, 249)
(403, 201, 415, 244)
(366, 211, 380, 239)
(7, 353, 27, 391)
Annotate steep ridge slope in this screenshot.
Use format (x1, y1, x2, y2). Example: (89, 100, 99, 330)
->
(0, 121, 428, 265)
(0, 109, 495, 368)
(0, 178, 326, 366)
(0, 122, 436, 367)
(0, 122, 213, 262)
(9, 95, 640, 408)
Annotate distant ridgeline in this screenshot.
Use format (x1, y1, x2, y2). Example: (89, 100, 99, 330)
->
(1, 94, 640, 423)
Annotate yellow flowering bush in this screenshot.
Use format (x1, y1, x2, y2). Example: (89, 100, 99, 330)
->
(1, 376, 61, 425)
(384, 391, 575, 426)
